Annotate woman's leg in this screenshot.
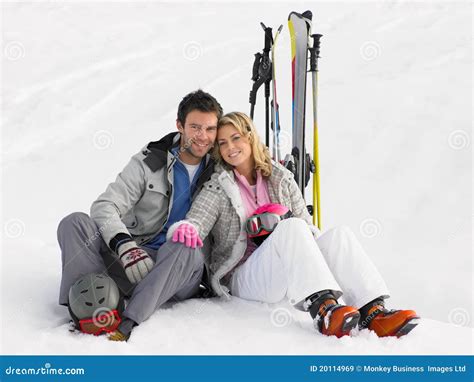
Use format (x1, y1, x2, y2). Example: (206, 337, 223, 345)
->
(316, 228, 419, 338)
(315, 226, 390, 308)
(230, 218, 342, 308)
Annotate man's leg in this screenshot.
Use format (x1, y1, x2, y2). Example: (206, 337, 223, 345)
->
(57, 212, 109, 306)
(316, 226, 390, 308)
(121, 241, 204, 325)
(57, 212, 134, 305)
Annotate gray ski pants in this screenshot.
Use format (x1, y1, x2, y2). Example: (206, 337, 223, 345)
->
(57, 212, 204, 324)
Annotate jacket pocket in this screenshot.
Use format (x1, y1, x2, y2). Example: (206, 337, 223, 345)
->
(122, 211, 138, 229)
(132, 180, 170, 233)
(145, 179, 169, 197)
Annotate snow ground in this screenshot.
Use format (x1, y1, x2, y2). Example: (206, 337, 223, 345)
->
(1, 1, 472, 354)
(2, 237, 473, 355)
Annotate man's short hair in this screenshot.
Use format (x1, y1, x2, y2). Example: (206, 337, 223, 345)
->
(177, 90, 223, 125)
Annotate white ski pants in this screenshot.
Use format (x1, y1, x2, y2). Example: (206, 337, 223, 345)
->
(229, 218, 390, 309)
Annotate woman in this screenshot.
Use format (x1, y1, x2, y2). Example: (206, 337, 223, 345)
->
(167, 112, 419, 338)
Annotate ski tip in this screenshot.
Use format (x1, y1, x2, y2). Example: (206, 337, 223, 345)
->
(288, 9, 313, 20)
(288, 10, 313, 21)
(288, 11, 300, 20)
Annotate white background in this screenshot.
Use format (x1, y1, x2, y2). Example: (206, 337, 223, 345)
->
(1, 1, 472, 354)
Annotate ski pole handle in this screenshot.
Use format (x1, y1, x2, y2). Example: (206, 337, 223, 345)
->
(309, 34, 323, 72)
(261, 23, 273, 53)
(251, 52, 262, 81)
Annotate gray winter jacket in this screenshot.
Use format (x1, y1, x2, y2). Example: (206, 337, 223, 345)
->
(90, 132, 214, 251)
(167, 161, 315, 298)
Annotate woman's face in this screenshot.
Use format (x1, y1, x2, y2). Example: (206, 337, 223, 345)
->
(217, 124, 253, 169)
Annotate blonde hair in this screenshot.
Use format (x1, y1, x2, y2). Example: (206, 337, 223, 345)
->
(214, 111, 272, 177)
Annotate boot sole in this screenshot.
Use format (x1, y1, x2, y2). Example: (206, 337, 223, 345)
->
(395, 316, 420, 337)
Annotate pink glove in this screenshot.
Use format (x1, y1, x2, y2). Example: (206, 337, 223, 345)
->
(172, 223, 203, 249)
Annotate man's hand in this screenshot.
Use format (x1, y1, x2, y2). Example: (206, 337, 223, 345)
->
(117, 241, 154, 283)
(172, 223, 203, 249)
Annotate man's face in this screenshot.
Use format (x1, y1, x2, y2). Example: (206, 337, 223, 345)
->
(176, 110, 218, 162)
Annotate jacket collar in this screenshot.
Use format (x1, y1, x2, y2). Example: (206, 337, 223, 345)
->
(143, 132, 214, 177)
(143, 132, 181, 172)
(217, 169, 247, 225)
(194, 159, 215, 194)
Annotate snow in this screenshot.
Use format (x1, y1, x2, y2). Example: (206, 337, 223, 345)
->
(1, 1, 472, 355)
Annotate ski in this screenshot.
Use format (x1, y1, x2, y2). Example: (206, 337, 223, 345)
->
(288, 10, 313, 194)
(249, 12, 322, 225)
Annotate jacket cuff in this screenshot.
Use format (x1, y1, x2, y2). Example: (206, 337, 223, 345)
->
(109, 233, 134, 253)
(166, 220, 197, 242)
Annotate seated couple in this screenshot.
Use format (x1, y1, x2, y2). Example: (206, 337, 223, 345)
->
(58, 90, 418, 342)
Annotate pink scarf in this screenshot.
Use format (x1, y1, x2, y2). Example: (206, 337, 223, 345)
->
(233, 169, 272, 268)
(233, 169, 272, 217)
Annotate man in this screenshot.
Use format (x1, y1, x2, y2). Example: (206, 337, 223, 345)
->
(57, 89, 222, 341)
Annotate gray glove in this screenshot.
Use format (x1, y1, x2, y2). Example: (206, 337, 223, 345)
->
(117, 241, 154, 283)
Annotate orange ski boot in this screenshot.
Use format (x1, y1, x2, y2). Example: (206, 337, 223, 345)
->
(359, 299, 420, 337)
(308, 293, 360, 338)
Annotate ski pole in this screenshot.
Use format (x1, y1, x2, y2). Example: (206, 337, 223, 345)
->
(309, 33, 323, 229)
(261, 23, 273, 148)
(271, 25, 283, 162)
(248, 24, 273, 149)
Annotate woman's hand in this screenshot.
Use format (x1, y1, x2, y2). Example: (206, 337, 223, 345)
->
(172, 223, 203, 249)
